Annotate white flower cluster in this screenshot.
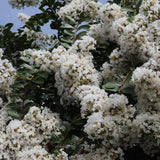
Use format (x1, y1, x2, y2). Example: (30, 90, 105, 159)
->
(8, 0, 40, 9)
(21, 27, 57, 47)
(16, 145, 54, 160)
(70, 147, 124, 160)
(21, 36, 101, 105)
(21, 49, 55, 72)
(0, 48, 16, 94)
(131, 113, 160, 156)
(18, 13, 30, 23)
(132, 67, 160, 113)
(56, 0, 160, 157)
(17, 13, 57, 48)
(52, 149, 69, 160)
(58, 0, 101, 21)
(93, 0, 160, 156)
(83, 92, 135, 149)
(3, 0, 160, 159)
(0, 106, 68, 159)
(139, 0, 160, 22)
(88, 3, 127, 45)
(21, 35, 135, 158)
(87, 0, 160, 85)
(0, 107, 12, 132)
(52, 42, 101, 105)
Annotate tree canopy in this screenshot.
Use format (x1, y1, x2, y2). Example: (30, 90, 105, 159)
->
(0, 0, 160, 159)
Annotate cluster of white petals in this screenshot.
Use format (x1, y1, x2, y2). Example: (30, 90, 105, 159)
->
(0, 49, 16, 94)
(56, 0, 160, 158)
(83, 93, 135, 149)
(21, 49, 55, 72)
(0, 106, 67, 159)
(21, 36, 101, 105)
(21, 27, 57, 47)
(70, 147, 124, 160)
(58, 0, 101, 21)
(21, 33, 135, 158)
(18, 13, 30, 23)
(3, 0, 160, 159)
(131, 113, 160, 156)
(132, 67, 160, 113)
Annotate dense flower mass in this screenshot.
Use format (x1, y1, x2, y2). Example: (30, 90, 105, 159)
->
(0, 49, 16, 93)
(58, 0, 101, 21)
(0, 106, 64, 159)
(1, 0, 160, 159)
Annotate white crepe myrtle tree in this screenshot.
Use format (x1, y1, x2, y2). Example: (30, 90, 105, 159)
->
(0, 0, 160, 159)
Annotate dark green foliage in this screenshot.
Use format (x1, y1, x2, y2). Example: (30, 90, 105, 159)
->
(0, 24, 35, 66)
(59, 15, 90, 48)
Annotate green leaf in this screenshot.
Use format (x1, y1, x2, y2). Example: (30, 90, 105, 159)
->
(10, 92, 24, 98)
(127, 16, 135, 23)
(76, 31, 87, 40)
(78, 17, 90, 24)
(135, 0, 143, 13)
(37, 71, 48, 79)
(20, 57, 30, 63)
(65, 16, 76, 25)
(70, 135, 80, 143)
(78, 24, 90, 31)
(50, 132, 63, 144)
(7, 109, 21, 119)
(23, 102, 36, 112)
(6, 103, 20, 109)
(64, 29, 74, 36)
(121, 87, 135, 95)
(102, 81, 121, 92)
(61, 42, 71, 49)
(61, 38, 73, 44)
(144, 11, 148, 16)
(32, 78, 44, 85)
(5, 23, 14, 30)
(56, 123, 66, 133)
(102, 81, 121, 89)
(73, 117, 84, 126)
(20, 63, 33, 70)
(125, 72, 133, 82)
(11, 82, 24, 89)
(121, 7, 135, 12)
(60, 24, 75, 30)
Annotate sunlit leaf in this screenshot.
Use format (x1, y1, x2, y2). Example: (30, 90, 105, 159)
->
(78, 24, 90, 31)
(76, 31, 87, 40)
(61, 38, 73, 44)
(60, 24, 75, 30)
(7, 109, 21, 119)
(61, 42, 71, 49)
(64, 29, 74, 36)
(65, 16, 76, 25)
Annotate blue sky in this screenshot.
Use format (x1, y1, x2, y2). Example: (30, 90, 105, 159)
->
(0, 0, 41, 31)
(0, 0, 106, 33)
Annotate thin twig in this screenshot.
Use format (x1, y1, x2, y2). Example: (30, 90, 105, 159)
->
(9, 69, 40, 81)
(73, 23, 79, 43)
(60, 114, 81, 147)
(44, 0, 56, 15)
(118, 71, 131, 93)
